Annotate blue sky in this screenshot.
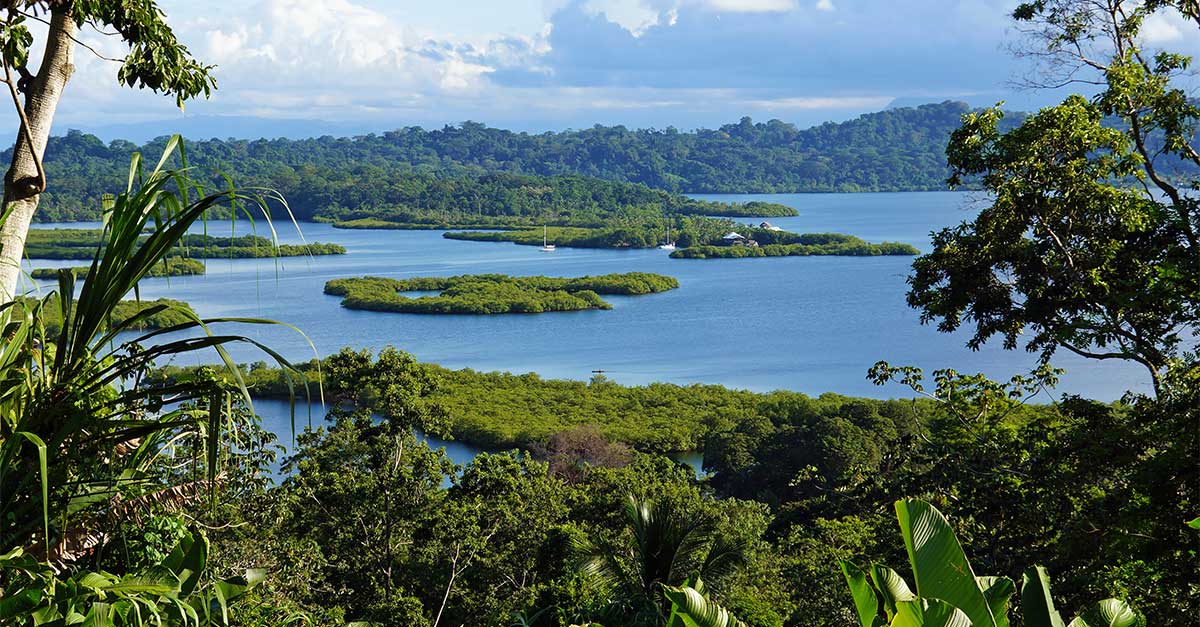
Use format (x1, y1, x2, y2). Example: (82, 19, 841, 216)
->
(26, 0, 1200, 137)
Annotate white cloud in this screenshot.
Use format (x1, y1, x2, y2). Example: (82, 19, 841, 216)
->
(584, 0, 665, 34)
(815, 0, 834, 11)
(1140, 13, 1183, 43)
(194, 0, 494, 94)
(706, 0, 796, 12)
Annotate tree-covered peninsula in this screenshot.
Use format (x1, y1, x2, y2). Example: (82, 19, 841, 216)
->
(324, 273, 679, 315)
(24, 229, 345, 259)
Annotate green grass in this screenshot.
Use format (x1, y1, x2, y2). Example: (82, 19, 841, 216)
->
(324, 273, 679, 315)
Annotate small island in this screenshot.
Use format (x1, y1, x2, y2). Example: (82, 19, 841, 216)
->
(670, 232, 919, 258)
(324, 272, 679, 314)
(31, 257, 207, 280)
(25, 229, 346, 260)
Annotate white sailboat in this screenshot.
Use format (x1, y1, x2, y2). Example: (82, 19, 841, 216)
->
(658, 223, 676, 250)
(540, 225, 556, 252)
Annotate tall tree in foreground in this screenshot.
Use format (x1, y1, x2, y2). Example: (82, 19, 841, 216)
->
(0, 1, 214, 301)
(908, 0, 1198, 394)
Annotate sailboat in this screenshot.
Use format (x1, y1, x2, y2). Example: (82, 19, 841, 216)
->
(540, 225, 556, 252)
(657, 223, 676, 250)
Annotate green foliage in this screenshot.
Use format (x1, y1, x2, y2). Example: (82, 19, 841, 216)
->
(572, 496, 749, 624)
(0, 529, 262, 626)
(30, 256, 206, 279)
(22, 228, 345, 259)
(841, 499, 1145, 627)
(11, 294, 197, 334)
(0, 140, 311, 626)
(324, 273, 679, 315)
(912, 1, 1200, 392)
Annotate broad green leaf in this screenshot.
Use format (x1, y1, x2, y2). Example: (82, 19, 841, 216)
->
(663, 584, 748, 627)
(1187, 517, 1200, 530)
(0, 586, 44, 619)
(890, 600, 973, 627)
(161, 530, 207, 596)
(894, 499, 995, 627)
(1020, 566, 1065, 627)
(1066, 599, 1144, 627)
(15, 431, 49, 557)
(105, 566, 180, 596)
(869, 563, 916, 620)
(977, 576, 1015, 627)
(841, 561, 883, 627)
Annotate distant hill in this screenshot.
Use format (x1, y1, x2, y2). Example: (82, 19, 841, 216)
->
(11, 100, 1193, 222)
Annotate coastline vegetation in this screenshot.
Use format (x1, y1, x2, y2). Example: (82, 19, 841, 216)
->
(30, 257, 206, 279)
(324, 272, 679, 315)
(24, 229, 346, 259)
(15, 295, 198, 334)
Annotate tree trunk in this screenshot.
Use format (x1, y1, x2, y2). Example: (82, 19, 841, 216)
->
(0, 8, 76, 302)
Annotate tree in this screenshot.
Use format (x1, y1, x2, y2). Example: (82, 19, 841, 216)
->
(908, 0, 1199, 394)
(0, 1, 214, 301)
(572, 495, 748, 626)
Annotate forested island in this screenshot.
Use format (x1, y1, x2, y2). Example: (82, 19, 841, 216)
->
(446, 220, 919, 256)
(24, 229, 346, 259)
(324, 273, 679, 314)
(30, 257, 206, 279)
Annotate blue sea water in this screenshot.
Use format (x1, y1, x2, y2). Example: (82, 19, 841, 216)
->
(25, 191, 1147, 404)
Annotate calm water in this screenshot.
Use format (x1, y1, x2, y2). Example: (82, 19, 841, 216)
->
(24, 191, 1148, 405)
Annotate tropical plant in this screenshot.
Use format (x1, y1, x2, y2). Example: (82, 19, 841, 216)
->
(572, 495, 747, 625)
(841, 499, 1145, 627)
(663, 575, 748, 627)
(0, 137, 310, 569)
(0, 527, 263, 626)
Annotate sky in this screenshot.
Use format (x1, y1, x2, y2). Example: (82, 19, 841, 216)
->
(12, 0, 1200, 140)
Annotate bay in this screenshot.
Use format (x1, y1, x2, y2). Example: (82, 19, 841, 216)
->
(24, 191, 1147, 405)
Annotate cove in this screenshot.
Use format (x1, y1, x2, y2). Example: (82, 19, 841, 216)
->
(251, 398, 705, 481)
